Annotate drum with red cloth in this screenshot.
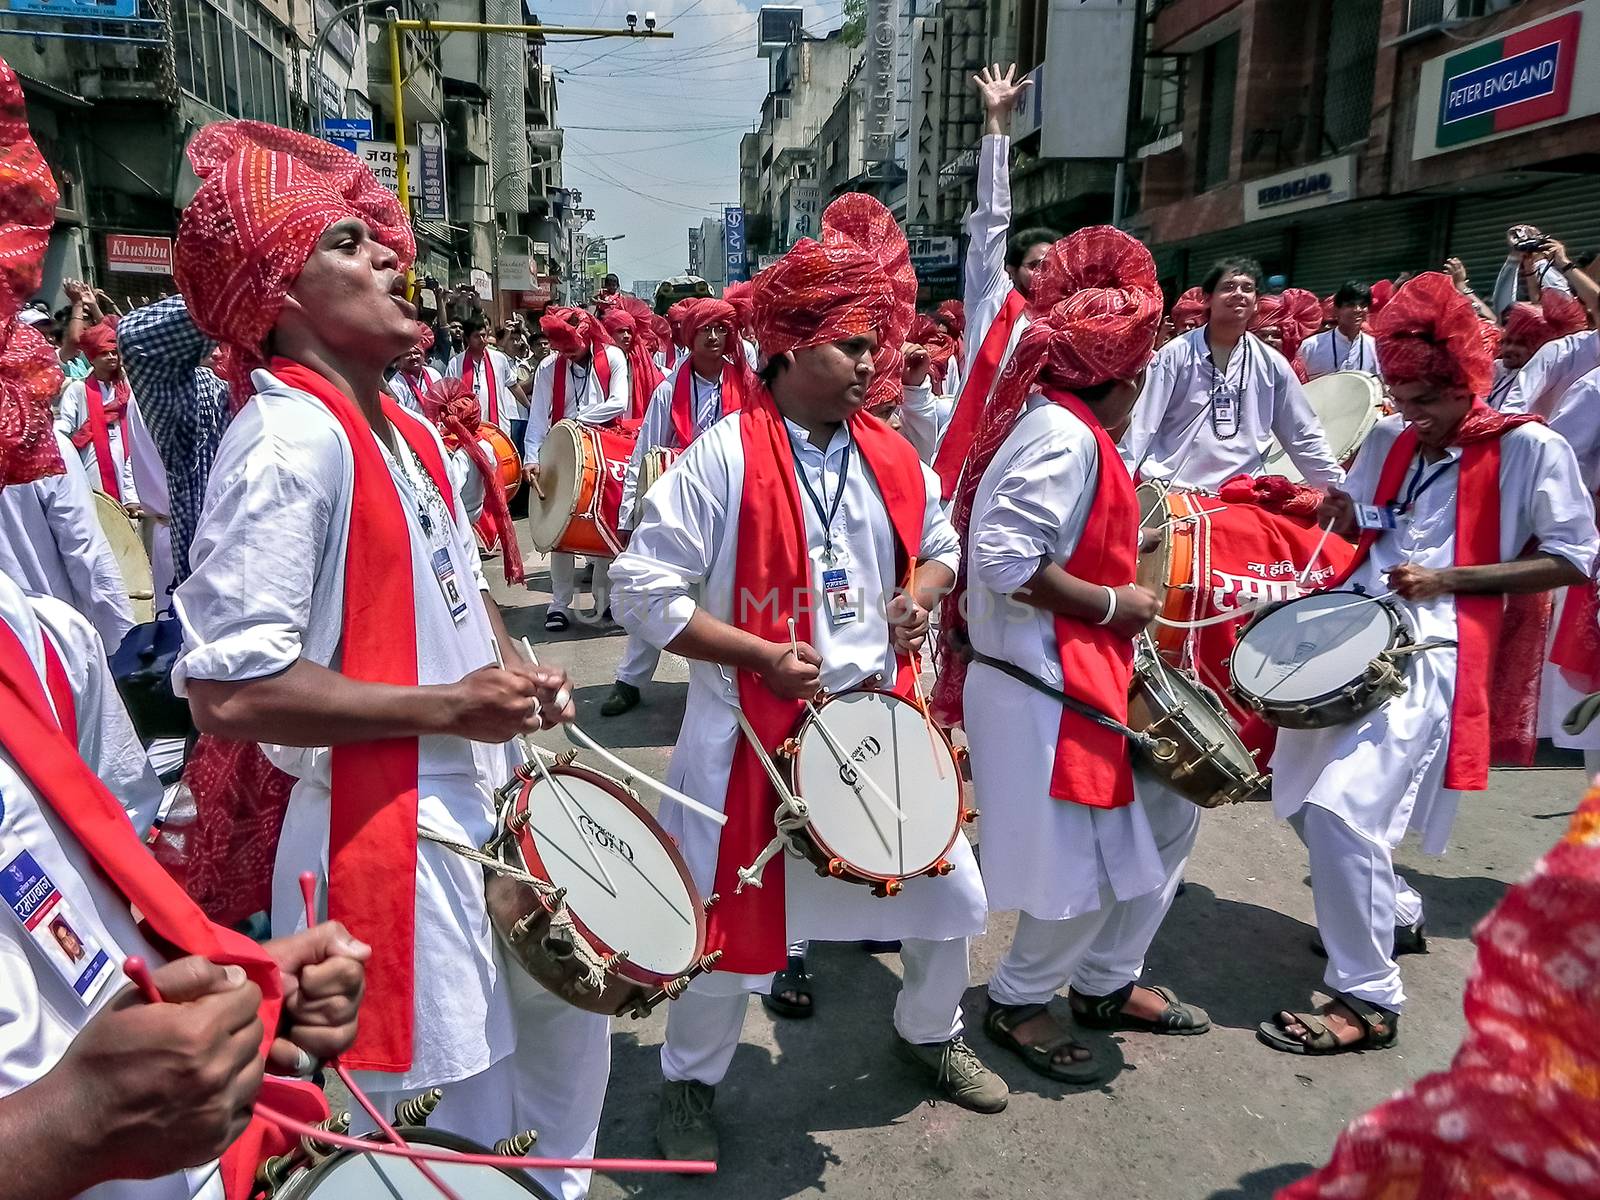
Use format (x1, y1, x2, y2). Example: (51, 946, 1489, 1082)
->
(526, 419, 635, 557)
(471, 422, 522, 503)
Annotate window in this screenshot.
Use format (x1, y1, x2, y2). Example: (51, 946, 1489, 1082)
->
(776, 97, 792, 120)
(1322, 0, 1381, 150)
(1196, 34, 1238, 192)
(174, 0, 291, 123)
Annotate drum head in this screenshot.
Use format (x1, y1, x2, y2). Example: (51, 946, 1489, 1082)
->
(1232, 592, 1397, 705)
(274, 1129, 553, 1198)
(794, 690, 963, 880)
(92, 490, 154, 622)
(1262, 372, 1384, 482)
(518, 766, 703, 981)
(526, 421, 582, 551)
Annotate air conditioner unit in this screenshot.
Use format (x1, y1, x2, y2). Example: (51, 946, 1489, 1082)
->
(758, 6, 804, 57)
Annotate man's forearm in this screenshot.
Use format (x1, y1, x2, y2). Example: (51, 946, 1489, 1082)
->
(912, 560, 955, 613)
(187, 658, 452, 745)
(1015, 561, 1118, 622)
(665, 608, 776, 674)
(0, 1074, 112, 1199)
(1445, 554, 1587, 596)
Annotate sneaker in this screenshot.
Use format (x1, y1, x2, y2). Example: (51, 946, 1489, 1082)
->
(600, 681, 641, 717)
(894, 1034, 1009, 1113)
(656, 1080, 718, 1164)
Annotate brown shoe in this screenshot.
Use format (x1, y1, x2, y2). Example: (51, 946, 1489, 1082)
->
(894, 1034, 1009, 1113)
(656, 1079, 718, 1165)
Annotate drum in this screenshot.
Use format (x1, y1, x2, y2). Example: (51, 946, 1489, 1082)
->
(93, 490, 154, 624)
(1229, 591, 1412, 729)
(776, 687, 969, 895)
(1261, 371, 1385, 483)
(639, 446, 679, 497)
(475, 422, 523, 502)
(485, 761, 715, 1017)
(1128, 642, 1268, 808)
(526, 419, 634, 557)
(269, 1127, 554, 1198)
(1135, 482, 1213, 662)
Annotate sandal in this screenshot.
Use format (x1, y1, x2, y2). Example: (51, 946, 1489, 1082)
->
(983, 999, 1106, 1084)
(1070, 982, 1211, 1035)
(1256, 992, 1400, 1056)
(544, 611, 570, 632)
(760, 953, 814, 1020)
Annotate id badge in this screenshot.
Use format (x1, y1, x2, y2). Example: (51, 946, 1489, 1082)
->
(815, 545, 859, 626)
(1354, 503, 1399, 532)
(431, 546, 470, 625)
(1211, 386, 1240, 439)
(0, 839, 114, 1006)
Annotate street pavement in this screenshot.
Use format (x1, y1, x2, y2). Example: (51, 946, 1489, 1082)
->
(489, 546, 1585, 1200)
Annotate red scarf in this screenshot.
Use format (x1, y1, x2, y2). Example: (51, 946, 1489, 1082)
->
(0, 613, 327, 1199)
(1332, 403, 1538, 791)
(670, 359, 744, 450)
(933, 289, 1026, 500)
(710, 390, 925, 975)
(399, 369, 431, 407)
(627, 343, 664, 421)
(69, 376, 130, 498)
(551, 349, 613, 423)
(272, 359, 453, 1072)
(463, 351, 498, 426)
(1043, 390, 1138, 809)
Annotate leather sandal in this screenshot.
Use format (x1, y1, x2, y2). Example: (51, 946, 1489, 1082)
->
(760, 953, 814, 1020)
(1256, 992, 1400, 1056)
(1069, 982, 1211, 1035)
(983, 999, 1106, 1084)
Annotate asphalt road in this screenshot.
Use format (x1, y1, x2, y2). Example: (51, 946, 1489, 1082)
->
(487, 547, 1584, 1200)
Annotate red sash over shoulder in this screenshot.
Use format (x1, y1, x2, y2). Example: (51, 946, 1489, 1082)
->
(272, 359, 453, 1072)
(709, 390, 924, 974)
(70, 377, 130, 497)
(933, 290, 1025, 500)
(670, 359, 744, 450)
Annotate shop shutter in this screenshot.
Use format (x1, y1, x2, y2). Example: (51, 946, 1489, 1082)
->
(1447, 177, 1600, 293)
(1287, 200, 1443, 295)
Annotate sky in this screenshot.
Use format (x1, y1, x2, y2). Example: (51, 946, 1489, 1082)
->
(535, 0, 844, 286)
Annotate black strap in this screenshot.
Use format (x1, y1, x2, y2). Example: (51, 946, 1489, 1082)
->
(951, 631, 1147, 745)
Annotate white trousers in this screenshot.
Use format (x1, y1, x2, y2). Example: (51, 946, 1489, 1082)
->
(1293, 804, 1417, 1013)
(660, 936, 970, 1087)
(358, 972, 612, 1200)
(616, 632, 661, 687)
(548, 553, 612, 616)
(1587, 748, 1600, 780)
(988, 787, 1197, 1006)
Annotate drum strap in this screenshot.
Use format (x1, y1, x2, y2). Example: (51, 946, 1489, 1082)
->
(952, 632, 1149, 748)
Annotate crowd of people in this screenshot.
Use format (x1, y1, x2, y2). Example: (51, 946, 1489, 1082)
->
(3, 53, 1599, 1200)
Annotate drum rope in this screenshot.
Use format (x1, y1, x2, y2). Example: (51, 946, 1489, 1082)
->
(418, 828, 551, 890)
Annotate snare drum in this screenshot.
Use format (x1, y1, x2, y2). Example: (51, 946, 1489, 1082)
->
(638, 446, 679, 497)
(268, 1127, 554, 1198)
(776, 687, 969, 896)
(526, 419, 635, 557)
(1230, 591, 1412, 729)
(485, 762, 715, 1017)
(1128, 643, 1268, 808)
(1261, 371, 1385, 483)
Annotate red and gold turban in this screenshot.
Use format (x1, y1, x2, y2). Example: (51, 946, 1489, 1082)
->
(175, 120, 414, 368)
(540, 305, 613, 358)
(1170, 286, 1207, 330)
(677, 297, 736, 349)
(1371, 272, 1494, 397)
(0, 55, 63, 487)
(78, 320, 119, 360)
(412, 320, 434, 353)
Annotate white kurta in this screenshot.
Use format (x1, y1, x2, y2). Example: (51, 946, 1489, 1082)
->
(963, 395, 1171, 918)
(0, 430, 134, 650)
(618, 360, 727, 530)
(1298, 328, 1382, 381)
(388, 363, 444, 414)
(124, 400, 173, 615)
(1124, 327, 1346, 490)
(609, 414, 985, 987)
(173, 368, 521, 1094)
(522, 346, 631, 462)
(55, 378, 140, 505)
(446, 347, 519, 431)
(1272, 414, 1598, 852)
(899, 380, 958, 464)
(0, 572, 216, 1200)
(1501, 330, 1600, 418)
(1486, 360, 1519, 410)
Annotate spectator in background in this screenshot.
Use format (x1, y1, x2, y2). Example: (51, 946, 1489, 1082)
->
(1492, 223, 1577, 317)
(1298, 281, 1381, 380)
(1502, 237, 1600, 418)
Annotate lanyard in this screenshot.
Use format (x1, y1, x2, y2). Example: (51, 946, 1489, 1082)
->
(793, 435, 851, 557)
(1395, 455, 1455, 514)
(387, 435, 451, 542)
(1332, 331, 1367, 373)
(691, 372, 720, 425)
(568, 362, 590, 406)
(1204, 336, 1249, 438)
(1488, 372, 1515, 410)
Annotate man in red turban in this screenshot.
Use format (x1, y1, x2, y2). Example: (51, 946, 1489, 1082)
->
(386, 319, 443, 413)
(1260, 272, 1597, 1058)
(609, 193, 1003, 1166)
(1490, 291, 1589, 409)
(936, 226, 1208, 1083)
(170, 121, 604, 1198)
(526, 303, 631, 631)
(1169, 286, 1206, 333)
(54, 320, 143, 512)
(600, 304, 664, 421)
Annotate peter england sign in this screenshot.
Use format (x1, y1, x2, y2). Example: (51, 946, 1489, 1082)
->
(1242, 156, 1354, 223)
(1414, 6, 1596, 159)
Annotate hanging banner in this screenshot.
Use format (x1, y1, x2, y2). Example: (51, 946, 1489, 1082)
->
(724, 206, 748, 284)
(417, 123, 448, 221)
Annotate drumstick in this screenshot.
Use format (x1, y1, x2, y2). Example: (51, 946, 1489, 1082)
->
(518, 636, 727, 827)
(1296, 518, 1338, 590)
(787, 619, 907, 824)
(903, 557, 946, 781)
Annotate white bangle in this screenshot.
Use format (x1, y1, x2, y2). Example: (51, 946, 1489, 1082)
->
(1096, 585, 1119, 626)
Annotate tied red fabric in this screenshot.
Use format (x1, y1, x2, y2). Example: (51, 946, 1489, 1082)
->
(1279, 784, 1600, 1200)
(0, 611, 326, 1200)
(713, 386, 925, 974)
(271, 358, 452, 1073)
(461, 349, 499, 426)
(1276, 288, 1325, 368)
(1217, 473, 1325, 520)
(601, 307, 664, 420)
(423, 377, 524, 585)
(932, 291, 1024, 499)
(1333, 403, 1539, 791)
(176, 122, 413, 393)
(1371, 273, 1494, 397)
(935, 299, 965, 338)
(721, 280, 754, 337)
(70, 375, 130, 497)
(677, 297, 737, 351)
(1042, 388, 1138, 808)
(1370, 278, 1394, 314)
(1503, 293, 1588, 356)
(670, 357, 745, 450)
(909, 313, 957, 391)
(1551, 569, 1600, 695)
(1170, 286, 1207, 330)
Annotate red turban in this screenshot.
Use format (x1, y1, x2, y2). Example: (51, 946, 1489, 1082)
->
(1504, 292, 1588, 353)
(540, 305, 613, 358)
(0, 55, 63, 488)
(666, 298, 693, 340)
(1371, 272, 1495, 397)
(412, 321, 434, 353)
(78, 320, 118, 360)
(935, 299, 965, 337)
(1249, 293, 1284, 335)
(1170, 286, 1207, 330)
(1276, 288, 1324, 362)
(1478, 318, 1503, 362)
(721, 280, 754, 334)
(650, 312, 673, 349)
(677, 297, 736, 349)
(600, 308, 636, 342)
(176, 121, 414, 374)
(1369, 278, 1395, 315)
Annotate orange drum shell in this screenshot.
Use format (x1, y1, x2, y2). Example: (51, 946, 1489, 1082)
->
(477, 422, 523, 502)
(1138, 490, 1203, 662)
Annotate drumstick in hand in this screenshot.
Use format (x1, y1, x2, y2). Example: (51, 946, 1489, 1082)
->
(904, 557, 946, 781)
